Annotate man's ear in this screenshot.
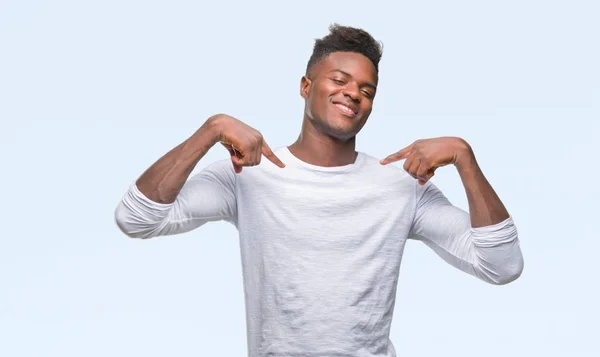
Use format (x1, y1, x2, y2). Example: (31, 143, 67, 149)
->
(300, 76, 311, 99)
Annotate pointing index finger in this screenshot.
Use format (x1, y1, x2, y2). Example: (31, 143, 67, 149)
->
(262, 141, 286, 168)
(380, 144, 412, 165)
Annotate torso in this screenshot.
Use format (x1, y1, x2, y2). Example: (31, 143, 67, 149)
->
(234, 147, 417, 356)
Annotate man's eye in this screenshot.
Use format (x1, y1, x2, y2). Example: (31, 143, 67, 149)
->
(361, 90, 373, 98)
(330, 78, 345, 85)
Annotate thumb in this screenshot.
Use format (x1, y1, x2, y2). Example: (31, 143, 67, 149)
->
(230, 154, 244, 173)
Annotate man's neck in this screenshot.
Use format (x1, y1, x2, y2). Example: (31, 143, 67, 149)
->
(288, 118, 357, 167)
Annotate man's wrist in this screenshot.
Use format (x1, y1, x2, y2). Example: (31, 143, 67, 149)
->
(199, 114, 226, 145)
(453, 139, 477, 171)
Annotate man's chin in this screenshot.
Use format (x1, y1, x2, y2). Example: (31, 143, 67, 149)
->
(310, 116, 364, 141)
(325, 126, 360, 142)
(329, 119, 366, 140)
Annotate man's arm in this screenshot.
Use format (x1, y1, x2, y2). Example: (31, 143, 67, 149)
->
(453, 142, 510, 228)
(115, 159, 238, 238)
(408, 181, 523, 285)
(381, 137, 524, 285)
(134, 115, 222, 205)
(114, 114, 285, 239)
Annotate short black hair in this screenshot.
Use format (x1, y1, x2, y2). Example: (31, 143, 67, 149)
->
(306, 24, 383, 75)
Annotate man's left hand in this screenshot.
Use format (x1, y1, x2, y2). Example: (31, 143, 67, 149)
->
(380, 137, 474, 185)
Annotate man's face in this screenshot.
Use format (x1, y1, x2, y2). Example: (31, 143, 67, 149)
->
(301, 51, 378, 141)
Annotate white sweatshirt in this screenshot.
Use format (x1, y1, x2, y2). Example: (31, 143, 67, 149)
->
(115, 147, 523, 357)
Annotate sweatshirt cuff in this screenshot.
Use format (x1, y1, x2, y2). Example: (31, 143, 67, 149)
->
(471, 216, 514, 232)
(123, 182, 174, 216)
(470, 216, 518, 247)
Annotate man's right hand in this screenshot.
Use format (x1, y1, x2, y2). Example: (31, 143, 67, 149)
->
(207, 114, 286, 173)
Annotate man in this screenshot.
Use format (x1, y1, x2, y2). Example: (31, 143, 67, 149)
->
(115, 24, 523, 357)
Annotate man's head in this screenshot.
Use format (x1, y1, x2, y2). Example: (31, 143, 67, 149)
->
(301, 24, 383, 142)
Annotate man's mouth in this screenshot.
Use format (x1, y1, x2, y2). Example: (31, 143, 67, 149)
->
(333, 102, 358, 118)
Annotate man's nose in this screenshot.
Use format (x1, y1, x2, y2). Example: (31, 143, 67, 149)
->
(342, 83, 360, 102)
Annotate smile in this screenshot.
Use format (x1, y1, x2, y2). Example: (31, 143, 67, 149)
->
(334, 103, 357, 118)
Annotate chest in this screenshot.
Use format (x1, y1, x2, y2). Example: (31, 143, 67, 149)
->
(236, 174, 416, 246)
(235, 172, 415, 291)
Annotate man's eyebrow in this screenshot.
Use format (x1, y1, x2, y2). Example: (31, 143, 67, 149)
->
(328, 69, 377, 90)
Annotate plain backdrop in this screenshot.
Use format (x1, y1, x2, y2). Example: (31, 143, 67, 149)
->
(1, 1, 598, 356)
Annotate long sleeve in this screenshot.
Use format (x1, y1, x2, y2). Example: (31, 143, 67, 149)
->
(114, 160, 238, 239)
(407, 182, 524, 285)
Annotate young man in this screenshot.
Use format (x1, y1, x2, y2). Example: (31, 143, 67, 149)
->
(115, 24, 523, 357)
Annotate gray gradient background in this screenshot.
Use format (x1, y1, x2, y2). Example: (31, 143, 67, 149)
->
(1, 1, 598, 356)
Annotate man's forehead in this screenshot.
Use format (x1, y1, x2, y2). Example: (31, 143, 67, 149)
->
(316, 52, 378, 82)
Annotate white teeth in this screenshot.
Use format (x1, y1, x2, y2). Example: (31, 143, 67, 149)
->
(335, 103, 355, 116)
